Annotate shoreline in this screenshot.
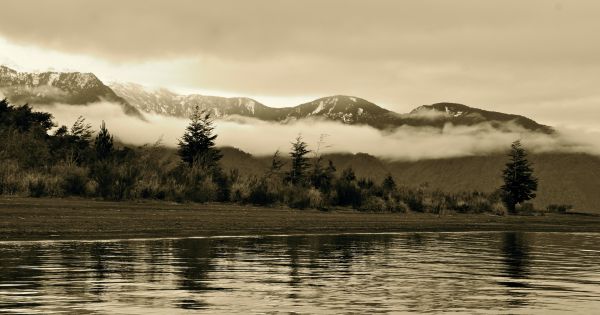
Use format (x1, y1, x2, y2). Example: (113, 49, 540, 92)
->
(1, 197, 599, 241)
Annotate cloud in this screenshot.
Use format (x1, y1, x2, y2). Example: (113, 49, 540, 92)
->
(1, 1, 599, 64)
(1, 85, 67, 100)
(403, 108, 451, 120)
(33, 102, 600, 161)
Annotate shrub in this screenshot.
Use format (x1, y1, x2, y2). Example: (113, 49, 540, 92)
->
(2, 130, 51, 169)
(248, 179, 277, 206)
(425, 195, 447, 214)
(27, 177, 46, 197)
(131, 178, 163, 199)
(184, 177, 218, 203)
(211, 169, 231, 202)
(90, 160, 116, 198)
(112, 165, 140, 200)
(285, 186, 311, 209)
(467, 195, 493, 213)
(392, 200, 410, 213)
(307, 188, 325, 209)
(230, 179, 251, 203)
(359, 196, 387, 212)
(335, 181, 362, 208)
(89, 160, 140, 200)
(84, 180, 98, 197)
(491, 202, 507, 216)
(516, 202, 536, 214)
(25, 173, 64, 197)
(0, 160, 22, 195)
(59, 166, 88, 196)
(162, 179, 186, 202)
(404, 193, 425, 212)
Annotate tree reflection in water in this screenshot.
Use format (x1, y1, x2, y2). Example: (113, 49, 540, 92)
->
(499, 232, 531, 307)
(0, 232, 598, 314)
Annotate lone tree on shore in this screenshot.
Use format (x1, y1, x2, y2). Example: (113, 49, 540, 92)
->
(94, 121, 113, 160)
(286, 135, 311, 186)
(178, 106, 222, 169)
(501, 140, 538, 214)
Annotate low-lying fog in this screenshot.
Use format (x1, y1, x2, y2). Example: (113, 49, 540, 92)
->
(34, 102, 600, 161)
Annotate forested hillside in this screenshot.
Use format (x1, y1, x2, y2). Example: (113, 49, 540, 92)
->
(219, 148, 600, 212)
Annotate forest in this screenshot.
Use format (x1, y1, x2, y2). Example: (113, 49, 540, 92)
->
(0, 99, 564, 215)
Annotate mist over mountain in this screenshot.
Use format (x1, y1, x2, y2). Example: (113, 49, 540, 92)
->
(111, 81, 553, 133)
(0, 65, 554, 134)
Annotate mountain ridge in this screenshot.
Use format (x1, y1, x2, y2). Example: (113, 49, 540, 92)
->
(110, 81, 553, 133)
(0, 65, 142, 118)
(0, 65, 552, 132)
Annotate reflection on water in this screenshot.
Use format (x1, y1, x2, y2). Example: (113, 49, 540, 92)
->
(1, 232, 599, 314)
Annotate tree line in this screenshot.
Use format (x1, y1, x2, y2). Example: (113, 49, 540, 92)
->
(0, 99, 557, 214)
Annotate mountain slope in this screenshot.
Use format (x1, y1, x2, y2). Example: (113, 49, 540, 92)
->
(0, 66, 142, 117)
(109, 82, 284, 120)
(282, 95, 391, 124)
(218, 148, 600, 213)
(409, 102, 553, 133)
(387, 153, 600, 212)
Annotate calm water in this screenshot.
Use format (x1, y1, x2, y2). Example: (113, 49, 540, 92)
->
(0, 232, 599, 314)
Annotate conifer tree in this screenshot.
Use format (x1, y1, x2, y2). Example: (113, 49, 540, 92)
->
(71, 116, 93, 145)
(311, 159, 337, 194)
(501, 140, 538, 213)
(178, 106, 222, 169)
(286, 135, 311, 186)
(94, 120, 113, 160)
(341, 167, 356, 182)
(269, 149, 285, 175)
(382, 174, 397, 193)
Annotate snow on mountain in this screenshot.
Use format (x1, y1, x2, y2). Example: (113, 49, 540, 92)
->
(109, 82, 274, 119)
(111, 82, 552, 132)
(0, 65, 142, 118)
(286, 95, 390, 125)
(0, 65, 552, 133)
(409, 102, 553, 133)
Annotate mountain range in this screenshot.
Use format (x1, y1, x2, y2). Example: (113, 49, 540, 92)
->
(0, 66, 551, 133)
(1, 65, 599, 212)
(111, 82, 553, 133)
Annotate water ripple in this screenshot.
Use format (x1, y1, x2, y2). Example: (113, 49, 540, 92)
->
(0, 232, 599, 314)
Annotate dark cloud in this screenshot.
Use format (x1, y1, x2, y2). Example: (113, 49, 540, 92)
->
(2, 0, 599, 63)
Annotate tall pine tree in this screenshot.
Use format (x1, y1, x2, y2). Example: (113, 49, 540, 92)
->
(286, 135, 311, 186)
(94, 121, 113, 160)
(501, 140, 538, 213)
(178, 106, 222, 169)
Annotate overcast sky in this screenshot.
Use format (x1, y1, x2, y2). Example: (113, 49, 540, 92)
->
(0, 0, 599, 130)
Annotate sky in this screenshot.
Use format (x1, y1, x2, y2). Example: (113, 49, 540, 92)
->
(0, 0, 599, 131)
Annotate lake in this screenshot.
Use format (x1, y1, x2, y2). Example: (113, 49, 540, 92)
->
(1, 232, 599, 314)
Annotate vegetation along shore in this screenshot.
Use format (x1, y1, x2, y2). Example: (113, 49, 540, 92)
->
(0, 99, 588, 240)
